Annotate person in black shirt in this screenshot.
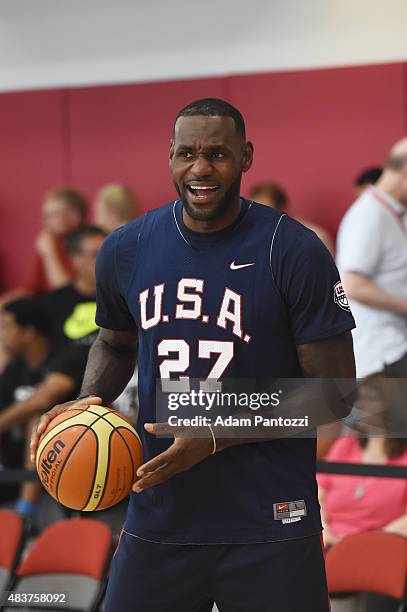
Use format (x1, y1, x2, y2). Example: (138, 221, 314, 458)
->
(41, 224, 139, 423)
(0, 298, 86, 512)
(41, 225, 106, 348)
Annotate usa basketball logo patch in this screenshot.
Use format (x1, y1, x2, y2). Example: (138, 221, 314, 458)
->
(333, 281, 350, 312)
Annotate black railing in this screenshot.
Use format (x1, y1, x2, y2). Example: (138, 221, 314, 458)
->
(1, 462, 406, 484)
(316, 461, 407, 479)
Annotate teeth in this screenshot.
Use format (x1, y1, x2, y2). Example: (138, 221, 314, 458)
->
(190, 185, 218, 190)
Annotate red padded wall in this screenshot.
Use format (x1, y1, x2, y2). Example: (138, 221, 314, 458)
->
(0, 90, 69, 290)
(235, 63, 406, 235)
(69, 78, 228, 217)
(1, 64, 406, 290)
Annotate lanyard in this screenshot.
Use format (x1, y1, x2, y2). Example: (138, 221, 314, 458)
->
(369, 188, 407, 236)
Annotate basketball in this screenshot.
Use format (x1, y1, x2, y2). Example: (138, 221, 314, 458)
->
(35, 404, 143, 511)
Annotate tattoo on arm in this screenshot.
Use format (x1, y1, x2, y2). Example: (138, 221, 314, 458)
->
(296, 331, 356, 379)
(80, 328, 138, 405)
(214, 331, 356, 451)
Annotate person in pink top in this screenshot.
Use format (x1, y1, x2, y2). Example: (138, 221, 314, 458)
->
(318, 374, 407, 547)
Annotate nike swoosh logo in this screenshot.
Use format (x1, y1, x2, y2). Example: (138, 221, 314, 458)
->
(230, 261, 255, 270)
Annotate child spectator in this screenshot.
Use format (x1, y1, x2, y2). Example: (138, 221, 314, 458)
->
(0, 189, 88, 369)
(0, 188, 88, 307)
(40, 224, 139, 423)
(0, 298, 87, 515)
(41, 225, 106, 349)
(26, 187, 88, 294)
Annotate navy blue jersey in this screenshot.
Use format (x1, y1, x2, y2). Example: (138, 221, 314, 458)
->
(96, 199, 355, 544)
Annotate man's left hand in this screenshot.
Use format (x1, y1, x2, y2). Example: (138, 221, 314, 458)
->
(132, 422, 214, 493)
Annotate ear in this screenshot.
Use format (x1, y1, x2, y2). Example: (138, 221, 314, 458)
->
(169, 141, 174, 167)
(24, 326, 37, 345)
(242, 141, 254, 173)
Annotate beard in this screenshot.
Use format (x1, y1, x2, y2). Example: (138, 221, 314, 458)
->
(175, 175, 242, 223)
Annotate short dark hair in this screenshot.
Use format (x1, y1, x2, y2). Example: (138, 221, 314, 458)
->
(44, 187, 88, 221)
(3, 298, 51, 337)
(249, 181, 288, 211)
(66, 224, 106, 255)
(355, 167, 382, 187)
(174, 98, 246, 139)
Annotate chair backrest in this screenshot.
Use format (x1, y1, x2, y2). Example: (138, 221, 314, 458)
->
(16, 518, 112, 580)
(0, 510, 23, 591)
(4, 518, 112, 611)
(326, 531, 407, 600)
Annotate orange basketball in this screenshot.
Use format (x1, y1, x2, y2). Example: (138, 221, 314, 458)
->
(36, 404, 143, 511)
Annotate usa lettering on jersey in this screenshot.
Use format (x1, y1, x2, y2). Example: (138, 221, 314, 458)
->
(139, 277, 251, 344)
(139, 277, 251, 392)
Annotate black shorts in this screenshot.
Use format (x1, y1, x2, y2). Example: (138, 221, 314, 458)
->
(104, 530, 329, 612)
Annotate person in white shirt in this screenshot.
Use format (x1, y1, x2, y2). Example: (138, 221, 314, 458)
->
(337, 138, 407, 378)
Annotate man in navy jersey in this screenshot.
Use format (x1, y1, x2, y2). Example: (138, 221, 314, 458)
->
(31, 98, 356, 612)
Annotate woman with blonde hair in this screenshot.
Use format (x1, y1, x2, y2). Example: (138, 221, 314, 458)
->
(94, 183, 138, 233)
